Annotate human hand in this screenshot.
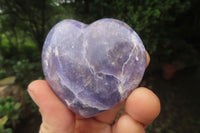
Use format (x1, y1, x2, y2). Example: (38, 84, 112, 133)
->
(28, 52, 160, 133)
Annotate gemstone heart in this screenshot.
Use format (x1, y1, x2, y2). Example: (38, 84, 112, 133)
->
(42, 18, 146, 118)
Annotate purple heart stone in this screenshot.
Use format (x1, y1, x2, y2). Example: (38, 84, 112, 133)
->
(42, 18, 146, 118)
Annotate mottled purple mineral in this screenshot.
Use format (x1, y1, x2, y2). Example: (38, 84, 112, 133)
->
(42, 18, 146, 118)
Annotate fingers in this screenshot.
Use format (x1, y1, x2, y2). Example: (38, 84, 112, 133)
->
(146, 51, 150, 68)
(112, 114, 145, 133)
(112, 87, 160, 133)
(95, 102, 124, 124)
(28, 80, 75, 133)
(75, 118, 111, 133)
(125, 87, 161, 126)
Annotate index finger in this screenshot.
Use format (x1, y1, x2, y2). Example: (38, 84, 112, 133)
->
(125, 87, 161, 126)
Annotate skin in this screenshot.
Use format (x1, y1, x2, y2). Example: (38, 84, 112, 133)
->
(28, 52, 160, 133)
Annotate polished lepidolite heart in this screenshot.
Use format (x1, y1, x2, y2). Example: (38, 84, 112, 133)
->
(42, 18, 146, 118)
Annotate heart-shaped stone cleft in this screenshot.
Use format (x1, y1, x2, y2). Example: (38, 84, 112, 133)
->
(42, 18, 146, 118)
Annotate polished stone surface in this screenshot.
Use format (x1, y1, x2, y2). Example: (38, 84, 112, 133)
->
(42, 18, 146, 118)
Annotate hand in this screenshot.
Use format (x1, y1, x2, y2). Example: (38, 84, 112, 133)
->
(28, 52, 160, 133)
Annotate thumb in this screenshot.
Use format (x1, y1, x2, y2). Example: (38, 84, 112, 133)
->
(28, 80, 75, 133)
